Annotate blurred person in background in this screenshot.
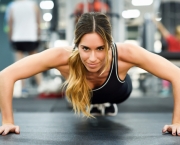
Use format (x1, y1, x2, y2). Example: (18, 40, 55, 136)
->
(153, 18, 180, 52)
(7, 0, 42, 96)
(153, 18, 180, 96)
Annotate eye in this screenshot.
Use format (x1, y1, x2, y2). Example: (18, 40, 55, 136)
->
(82, 47, 89, 51)
(97, 47, 104, 51)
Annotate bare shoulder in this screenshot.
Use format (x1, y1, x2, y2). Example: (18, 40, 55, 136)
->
(115, 42, 180, 82)
(115, 42, 136, 63)
(115, 42, 148, 65)
(39, 46, 73, 68)
(0, 46, 73, 81)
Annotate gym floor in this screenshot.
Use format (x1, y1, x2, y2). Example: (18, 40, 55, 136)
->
(0, 95, 180, 145)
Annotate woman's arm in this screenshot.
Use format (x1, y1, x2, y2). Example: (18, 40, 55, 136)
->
(117, 43, 180, 136)
(0, 47, 69, 135)
(153, 18, 170, 39)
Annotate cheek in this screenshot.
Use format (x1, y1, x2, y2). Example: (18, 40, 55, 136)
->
(98, 53, 106, 61)
(79, 51, 88, 62)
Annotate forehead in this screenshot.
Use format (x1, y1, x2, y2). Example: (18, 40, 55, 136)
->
(79, 32, 104, 47)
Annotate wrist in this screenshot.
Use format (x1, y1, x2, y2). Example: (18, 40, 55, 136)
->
(2, 122, 14, 125)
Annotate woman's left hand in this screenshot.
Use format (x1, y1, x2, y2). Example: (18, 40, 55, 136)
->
(162, 124, 180, 136)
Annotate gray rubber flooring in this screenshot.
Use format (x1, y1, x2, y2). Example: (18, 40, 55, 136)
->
(12, 96, 174, 113)
(0, 96, 180, 145)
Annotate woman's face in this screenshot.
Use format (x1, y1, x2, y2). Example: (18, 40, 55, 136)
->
(78, 32, 107, 73)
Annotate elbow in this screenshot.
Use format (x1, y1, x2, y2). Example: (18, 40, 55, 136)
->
(0, 70, 16, 83)
(170, 70, 180, 85)
(0, 72, 7, 85)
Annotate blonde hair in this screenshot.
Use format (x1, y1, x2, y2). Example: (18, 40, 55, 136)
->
(175, 25, 180, 37)
(64, 12, 113, 117)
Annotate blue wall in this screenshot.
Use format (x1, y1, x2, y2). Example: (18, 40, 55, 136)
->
(0, 0, 14, 71)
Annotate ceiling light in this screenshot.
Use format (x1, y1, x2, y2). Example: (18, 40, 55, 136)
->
(43, 13, 52, 22)
(132, 0, 153, 6)
(155, 18, 162, 21)
(40, 1, 54, 9)
(122, 9, 140, 19)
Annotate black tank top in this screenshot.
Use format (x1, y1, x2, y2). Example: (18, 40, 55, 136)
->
(91, 43, 132, 104)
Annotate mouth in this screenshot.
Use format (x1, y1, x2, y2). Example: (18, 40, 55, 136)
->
(86, 63, 99, 68)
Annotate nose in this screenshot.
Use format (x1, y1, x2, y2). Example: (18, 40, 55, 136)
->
(89, 51, 97, 62)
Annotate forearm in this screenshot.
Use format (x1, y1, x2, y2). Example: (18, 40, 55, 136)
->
(153, 19, 170, 39)
(172, 80, 180, 124)
(155, 21, 163, 31)
(0, 74, 15, 125)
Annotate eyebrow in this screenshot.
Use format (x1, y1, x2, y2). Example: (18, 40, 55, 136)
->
(80, 45, 105, 48)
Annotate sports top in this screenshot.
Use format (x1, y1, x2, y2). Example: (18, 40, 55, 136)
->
(91, 43, 132, 104)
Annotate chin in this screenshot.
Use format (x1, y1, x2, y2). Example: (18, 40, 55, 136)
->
(86, 67, 101, 73)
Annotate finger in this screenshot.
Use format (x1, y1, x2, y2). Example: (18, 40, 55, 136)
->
(2, 128, 10, 136)
(9, 126, 16, 133)
(162, 125, 170, 133)
(172, 126, 177, 136)
(167, 125, 173, 133)
(15, 126, 20, 134)
(0, 127, 5, 135)
(177, 127, 180, 136)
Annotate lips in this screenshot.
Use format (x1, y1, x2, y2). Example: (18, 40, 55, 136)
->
(87, 63, 98, 68)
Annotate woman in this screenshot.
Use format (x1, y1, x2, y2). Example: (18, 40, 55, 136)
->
(0, 12, 180, 136)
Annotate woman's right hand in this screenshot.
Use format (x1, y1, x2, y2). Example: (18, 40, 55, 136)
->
(0, 123, 20, 136)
